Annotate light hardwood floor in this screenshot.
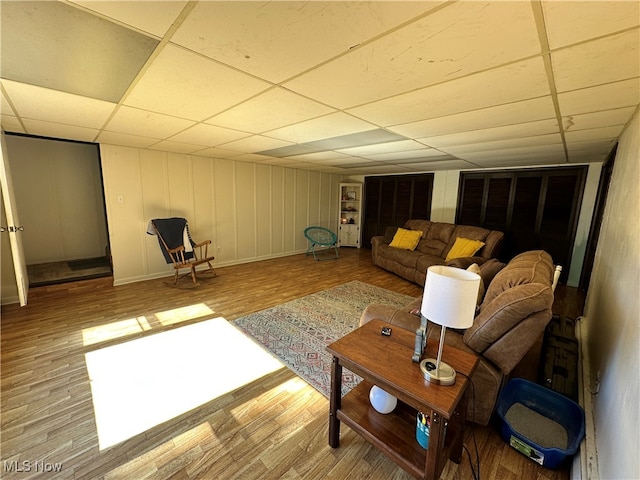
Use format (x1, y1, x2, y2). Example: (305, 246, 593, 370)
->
(1, 248, 580, 479)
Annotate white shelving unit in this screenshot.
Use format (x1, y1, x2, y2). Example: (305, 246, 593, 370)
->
(338, 182, 362, 248)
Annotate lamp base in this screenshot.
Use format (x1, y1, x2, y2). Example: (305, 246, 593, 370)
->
(419, 358, 456, 386)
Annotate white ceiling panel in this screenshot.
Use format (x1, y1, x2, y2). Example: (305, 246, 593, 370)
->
(206, 87, 335, 133)
(565, 126, 625, 144)
(70, 1, 188, 38)
(168, 123, 251, 147)
(563, 107, 636, 132)
(192, 146, 241, 159)
(337, 140, 430, 156)
(148, 140, 207, 154)
(1, 115, 24, 133)
(542, 1, 640, 49)
(388, 97, 557, 138)
(265, 112, 377, 144)
(124, 44, 272, 121)
(1, 80, 116, 129)
(22, 118, 99, 143)
(364, 148, 445, 162)
(348, 57, 551, 126)
(97, 131, 161, 149)
(552, 30, 640, 93)
(420, 119, 559, 148)
(440, 134, 563, 158)
(217, 135, 293, 153)
(558, 78, 640, 116)
(395, 159, 477, 171)
(106, 106, 195, 139)
(285, 1, 541, 108)
(170, 1, 438, 83)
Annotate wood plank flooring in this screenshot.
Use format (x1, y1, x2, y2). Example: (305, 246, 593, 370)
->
(1, 248, 581, 479)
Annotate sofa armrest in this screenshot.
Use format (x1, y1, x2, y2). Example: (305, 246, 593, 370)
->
(446, 256, 489, 269)
(359, 304, 422, 332)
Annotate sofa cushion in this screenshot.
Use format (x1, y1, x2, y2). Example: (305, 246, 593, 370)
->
(389, 228, 423, 250)
(464, 282, 553, 354)
(404, 219, 432, 237)
(416, 222, 455, 256)
(445, 237, 486, 261)
(383, 225, 400, 243)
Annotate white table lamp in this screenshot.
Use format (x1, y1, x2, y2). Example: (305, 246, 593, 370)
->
(419, 265, 480, 386)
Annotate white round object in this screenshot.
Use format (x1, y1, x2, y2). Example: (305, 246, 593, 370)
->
(369, 385, 397, 414)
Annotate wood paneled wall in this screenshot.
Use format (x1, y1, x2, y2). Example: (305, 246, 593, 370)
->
(100, 145, 342, 285)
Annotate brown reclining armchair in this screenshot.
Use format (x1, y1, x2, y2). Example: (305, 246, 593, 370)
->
(360, 250, 558, 425)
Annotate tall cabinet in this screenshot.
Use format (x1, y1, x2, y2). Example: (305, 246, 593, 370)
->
(338, 182, 362, 248)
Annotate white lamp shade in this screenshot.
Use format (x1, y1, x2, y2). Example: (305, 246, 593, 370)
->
(420, 265, 480, 330)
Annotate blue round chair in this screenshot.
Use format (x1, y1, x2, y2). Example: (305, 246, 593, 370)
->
(304, 226, 339, 261)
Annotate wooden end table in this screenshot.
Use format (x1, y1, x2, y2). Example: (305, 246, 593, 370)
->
(326, 319, 479, 480)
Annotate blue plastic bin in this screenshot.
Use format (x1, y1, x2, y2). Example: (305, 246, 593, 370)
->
(496, 378, 585, 469)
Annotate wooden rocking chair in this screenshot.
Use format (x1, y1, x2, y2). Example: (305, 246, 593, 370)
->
(149, 218, 216, 285)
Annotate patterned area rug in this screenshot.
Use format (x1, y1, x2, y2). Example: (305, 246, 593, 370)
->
(233, 280, 415, 397)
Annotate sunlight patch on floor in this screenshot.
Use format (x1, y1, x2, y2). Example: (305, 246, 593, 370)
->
(84, 317, 284, 450)
(154, 303, 214, 326)
(82, 316, 151, 346)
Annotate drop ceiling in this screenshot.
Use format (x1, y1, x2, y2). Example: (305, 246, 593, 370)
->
(1, 1, 638, 175)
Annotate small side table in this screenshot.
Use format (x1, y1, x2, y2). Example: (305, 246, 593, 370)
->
(326, 319, 479, 480)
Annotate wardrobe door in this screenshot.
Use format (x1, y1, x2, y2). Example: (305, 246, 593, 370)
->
(363, 174, 433, 247)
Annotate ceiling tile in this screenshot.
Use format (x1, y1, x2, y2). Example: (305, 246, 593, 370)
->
(106, 106, 195, 139)
(124, 44, 272, 121)
(1, 80, 117, 129)
(168, 123, 250, 147)
(348, 57, 551, 126)
(394, 159, 476, 171)
(1, 115, 25, 133)
(69, 1, 188, 38)
(565, 126, 625, 143)
(562, 107, 636, 132)
(365, 148, 445, 162)
(148, 140, 206, 154)
(265, 112, 377, 144)
(337, 139, 430, 156)
(217, 135, 293, 153)
(21, 119, 98, 143)
(389, 97, 557, 138)
(441, 134, 563, 155)
(542, 1, 640, 49)
(191, 146, 240, 159)
(170, 1, 438, 83)
(420, 119, 559, 148)
(558, 78, 640, 116)
(97, 131, 160, 149)
(553, 30, 640, 93)
(285, 1, 541, 108)
(1, 1, 158, 102)
(206, 87, 335, 133)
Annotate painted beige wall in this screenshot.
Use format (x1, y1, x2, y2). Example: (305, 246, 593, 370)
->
(582, 109, 639, 479)
(4, 135, 108, 264)
(99, 145, 342, 285)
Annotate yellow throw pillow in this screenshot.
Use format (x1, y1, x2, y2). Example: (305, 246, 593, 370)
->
(389, 228, 423, 251)
(445, 237, 485, 261)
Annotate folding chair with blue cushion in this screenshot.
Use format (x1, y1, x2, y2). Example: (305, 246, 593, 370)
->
(304, 226, 339, 261)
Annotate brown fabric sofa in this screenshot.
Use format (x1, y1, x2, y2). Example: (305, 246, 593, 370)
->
(372, 219, 505, 286)
(360, 250, 556, 425)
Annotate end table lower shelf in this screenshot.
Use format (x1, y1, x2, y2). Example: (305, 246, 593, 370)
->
(339, 380, 436, 478)
(327, 319, 478, 480)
